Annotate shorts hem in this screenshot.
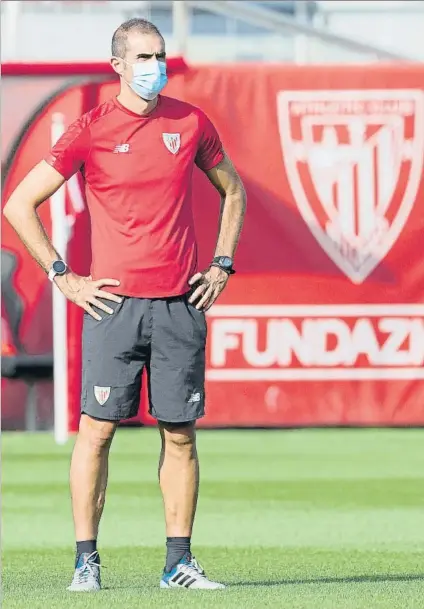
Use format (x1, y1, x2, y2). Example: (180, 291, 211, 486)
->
(81, 410, 126, 422)
(150, 411, 205, 424)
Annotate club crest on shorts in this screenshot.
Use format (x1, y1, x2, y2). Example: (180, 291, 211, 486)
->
(162, 133, 181, 154)
(94, 386, 111, 406)
(276, 89, 424, 284)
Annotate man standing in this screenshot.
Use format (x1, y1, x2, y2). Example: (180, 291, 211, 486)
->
(4, 19, 246, 591)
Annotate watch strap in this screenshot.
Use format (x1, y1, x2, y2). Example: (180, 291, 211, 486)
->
(48, 268, 57, 282)
(210, 262, 236, 276)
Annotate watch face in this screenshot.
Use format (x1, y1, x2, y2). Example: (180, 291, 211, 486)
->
(52, 260, 67, 275)
(217, 256, 232, 268)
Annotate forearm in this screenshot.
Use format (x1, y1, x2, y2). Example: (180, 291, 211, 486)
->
(214, 188, 246, 259)
(4, 205, 61, 274)
(3, 160, 67, 274)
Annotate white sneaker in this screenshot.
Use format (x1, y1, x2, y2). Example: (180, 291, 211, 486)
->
(67, 551, 102, 592)
(160, 553, 225, 590)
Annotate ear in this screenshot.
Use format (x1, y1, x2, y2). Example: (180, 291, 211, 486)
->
(110, 57, 123, 76)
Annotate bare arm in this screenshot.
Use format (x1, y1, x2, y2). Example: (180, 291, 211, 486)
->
(205, 152, 246, 259)
(3, 160, 65, 272)
(3, 160, 121, 320)
(189, 152, 246, 310)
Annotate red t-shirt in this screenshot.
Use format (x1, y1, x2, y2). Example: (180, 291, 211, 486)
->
(45, 95, 224, 298)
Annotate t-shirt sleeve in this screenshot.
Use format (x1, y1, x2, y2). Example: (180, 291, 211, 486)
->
(44, 117, 89, 180)
(195, 111, 224, 172)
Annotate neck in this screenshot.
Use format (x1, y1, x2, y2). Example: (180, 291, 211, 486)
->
(117, 85, 158, 116)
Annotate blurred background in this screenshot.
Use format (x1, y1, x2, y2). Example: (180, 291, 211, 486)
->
(2, 2, 424, 608)
(2, 0, 424, 62)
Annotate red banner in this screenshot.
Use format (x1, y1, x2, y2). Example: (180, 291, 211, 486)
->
(2, 63, 424, 428)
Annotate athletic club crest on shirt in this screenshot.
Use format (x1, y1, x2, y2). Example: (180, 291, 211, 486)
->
(276, 89, 424, 284)
(162, 133, 181, 154)
(94, 386, 111, 406)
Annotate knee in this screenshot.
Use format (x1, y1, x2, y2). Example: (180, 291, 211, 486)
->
(161, 422, 196, 458)
(79, 415, 116, 455)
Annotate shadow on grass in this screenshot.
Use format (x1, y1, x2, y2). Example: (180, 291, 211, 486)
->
(234, 573, 424, 587)
(102, 573, 424, 591)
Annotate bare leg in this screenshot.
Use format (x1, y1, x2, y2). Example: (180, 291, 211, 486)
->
(70, 414, 117, 541)
(158, 422, 199, 538)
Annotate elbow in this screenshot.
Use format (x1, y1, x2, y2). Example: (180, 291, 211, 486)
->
(225, 185, 246, 214)
(235, 175, 247, 200)
(3, 200, 13, 221)
(236, 182, 247, 210)
(228, 179, 246, 202)
(3, 199, 20, 224)
(241, 183, 247, 204)
(3, 198, 26, 226)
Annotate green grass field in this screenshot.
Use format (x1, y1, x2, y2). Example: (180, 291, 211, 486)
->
(2, 429, 424, 609)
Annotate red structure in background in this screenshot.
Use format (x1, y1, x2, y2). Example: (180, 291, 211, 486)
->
(2, 62, 424, 430)
(1, 60, 188, 77)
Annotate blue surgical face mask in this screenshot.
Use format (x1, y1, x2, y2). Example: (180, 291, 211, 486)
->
(123, 59, 168, 101)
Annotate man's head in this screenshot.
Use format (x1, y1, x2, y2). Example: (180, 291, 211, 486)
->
(111, 18, 167, 101)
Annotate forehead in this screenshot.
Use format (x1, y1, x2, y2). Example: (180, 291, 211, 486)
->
(124, 31, 165, 57)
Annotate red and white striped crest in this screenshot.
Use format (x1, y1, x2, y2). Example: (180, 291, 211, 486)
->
(277, 89, 424, 283)
(162, 133, 181, 155)
(94, 386, 111, 406)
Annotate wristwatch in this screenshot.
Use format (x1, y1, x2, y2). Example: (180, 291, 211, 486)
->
(211, 256, 236, 275)
(48, 260, 68, 282)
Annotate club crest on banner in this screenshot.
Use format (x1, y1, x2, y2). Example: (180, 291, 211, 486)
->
(277, 89, 424, 283)
(162, 133, 181, 154)
(94, 386, 111, 406)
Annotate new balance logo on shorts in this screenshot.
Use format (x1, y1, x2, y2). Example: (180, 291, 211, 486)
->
(113, 143, 130, 153)
(188, 392, 201, 404)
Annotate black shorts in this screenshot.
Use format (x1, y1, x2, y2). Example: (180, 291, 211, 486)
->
(81, 294, 207, 423)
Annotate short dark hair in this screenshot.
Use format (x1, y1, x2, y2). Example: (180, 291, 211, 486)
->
(111, 18, 163, 58)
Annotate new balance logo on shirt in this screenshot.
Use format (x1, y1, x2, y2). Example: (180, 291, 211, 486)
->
(113, 143, 130, 153)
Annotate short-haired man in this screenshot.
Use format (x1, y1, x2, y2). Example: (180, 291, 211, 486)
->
(4, 18, 246, 591)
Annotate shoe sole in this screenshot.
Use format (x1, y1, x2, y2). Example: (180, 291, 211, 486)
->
(160, 580, 225, 590)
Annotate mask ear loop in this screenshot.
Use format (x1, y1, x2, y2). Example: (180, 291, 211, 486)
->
(113, 57, 132, 87)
